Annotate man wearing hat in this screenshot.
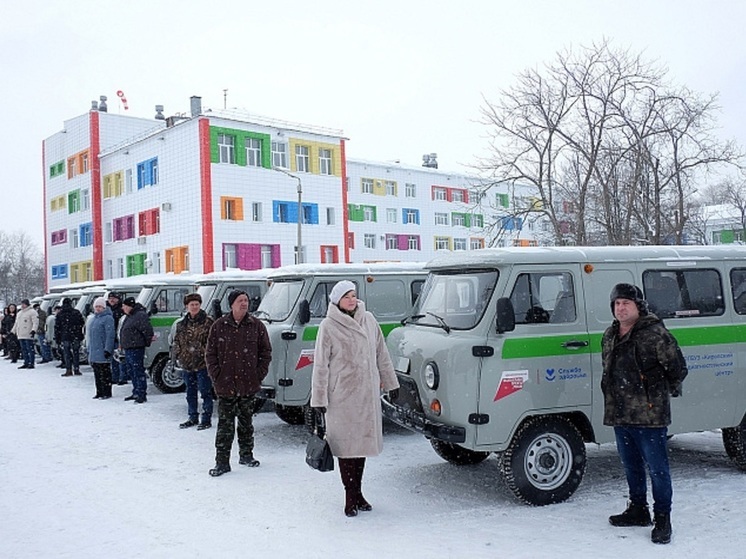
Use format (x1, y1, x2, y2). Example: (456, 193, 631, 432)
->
(33, 303, 52, 364)
(55, 298, 86, 376)
(12, 299, 39, 369)
(173, 293, 214, 430)
(106, 292, 127, 385)
(601, 283, 688, 545)
(119, 297, 154, 404)
(205, 289, 272, 476)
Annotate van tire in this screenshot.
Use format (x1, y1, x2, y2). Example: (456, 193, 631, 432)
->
(150, 356, 186, 394)
(500, 416, 586, 506)
(723, 421, 746, 470)
(430, 439, 490, 465)
(275, 403, 306, 425)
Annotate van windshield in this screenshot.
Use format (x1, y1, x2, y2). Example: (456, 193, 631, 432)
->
(196, 284, 217, 307)
(256, 279, 303, 322)
(413, 270, 498, 330)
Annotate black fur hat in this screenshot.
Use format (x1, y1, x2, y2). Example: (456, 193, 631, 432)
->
(610, 283, 648, 316)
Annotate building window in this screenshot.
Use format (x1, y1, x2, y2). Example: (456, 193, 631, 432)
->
(51, 264, 68, 280)
(319, 148, 332, 175)
(126, 253, 147, 277)
(125, 169, 133, 193)
(277, 203, 289, 223)
(271, 141, 287, 168)
(452, 213, 465, 227)
(79, 223, 93, 247)
(152, 252, 161, 273)
(81, 153, 89, 174)
(106, 259, 113, 279)
(364, 234, 376, 249)
(246, 138, 262, 167)
(408, 235, 420, 250)
(165, 246, 189, 274)
(81, 189, 90, 211)
(454, 238, 467, 251)
(103, 173, 123, 198)
(51, 229, 67, 246)
(68, 157, 77, 178)
(497, 193, 510, 208)
(386, 235, 398, 250)
(435, 212, 449, 226)
(137, 158, 158, 189)
(51, 195, 66, 212)
(361, 178, 374, 194)
(321, 245, 338, 263)
(385, 181, 397, 196)
(403, 208, 419, 224)
(472, 214, 484, 227)
(224, 244, 237, 268)
(68, 190, 81, 214)
(49, 161, 65, 178)
(435, 236, 451, 250)
(117, 258, 124, 278)
(252, 202, 262, 222)
(295, 145, 310, 172)
(452, 189, 465, 203)
(326, 207, 335, 225)
(219, 134, 235, 164)
(105, 222, 112, 243)
(405, 183, 416, 197)
(387, 208, 397, 223)
(138, 208, 161, 236)
(363, 207, 375, 222)
(221, 197, 244, 221)
(113, 215, 136, 241)
(70, 228, 79, 249)
(433, 187, 447, 201)
(470, 238, 485, 250)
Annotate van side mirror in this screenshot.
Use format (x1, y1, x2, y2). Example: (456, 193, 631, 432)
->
(496, 297, 516, 333)
(210, 299, 223, 319)
(249, 297, 260, 313)
(298, 299, 311, 325)
(149, 302, 158, 316)
(84, 303, 92, 316)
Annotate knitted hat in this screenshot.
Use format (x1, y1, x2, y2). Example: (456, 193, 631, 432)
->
(610, 283, 648, 316)
(329, 280, 356, 305)
(183, 293, 202, 305)
(122, 297, 137, 308)
(93, 297, 107, 309)
(21, 299, 30, 306)
(228, 289, 248, 308)
(108, 291, 122, 300)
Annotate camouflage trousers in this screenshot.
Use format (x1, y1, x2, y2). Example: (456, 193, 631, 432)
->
(214, 395, 256, 464)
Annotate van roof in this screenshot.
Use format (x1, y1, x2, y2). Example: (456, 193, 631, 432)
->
(194, 269, 271, 283)
(426, 245, 746, 270)
(267, 261, 428, 279)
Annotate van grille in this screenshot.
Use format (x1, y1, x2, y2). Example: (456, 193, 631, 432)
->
(393, 374, 424, 414)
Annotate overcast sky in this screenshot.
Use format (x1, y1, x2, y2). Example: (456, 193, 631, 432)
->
(2, 0, 745, 247)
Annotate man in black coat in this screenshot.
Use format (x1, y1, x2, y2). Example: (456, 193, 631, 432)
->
(107, 292, 127, 385)
(55, 298, 85, 376)
(119, 297, 154, 404)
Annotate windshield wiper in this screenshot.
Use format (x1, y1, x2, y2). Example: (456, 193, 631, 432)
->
(426, 312, 451, 333)
(401, 314, 425, 325)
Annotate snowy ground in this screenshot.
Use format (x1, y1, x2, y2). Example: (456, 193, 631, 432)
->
(2, 357, 744, 559)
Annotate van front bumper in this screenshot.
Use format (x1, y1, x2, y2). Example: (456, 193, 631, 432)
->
(381, 397, 466, 444)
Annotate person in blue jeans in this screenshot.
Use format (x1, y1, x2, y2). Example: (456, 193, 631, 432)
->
(12, 299, 38, 369)
(172, 293, 214, 430)
(601, 283, 688, 545)
(119, 297, 154, 404)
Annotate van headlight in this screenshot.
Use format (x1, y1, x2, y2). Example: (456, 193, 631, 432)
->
(424, 362, 439, 390)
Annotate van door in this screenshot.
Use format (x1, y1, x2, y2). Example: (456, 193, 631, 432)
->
(477, 265, 592, 446)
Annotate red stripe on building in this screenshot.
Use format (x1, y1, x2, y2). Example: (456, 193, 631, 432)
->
(42, 139, 48, 291)
(340, 139, 350, 263)
(199, 118, 214, 273)
(89, 110, 103, 280)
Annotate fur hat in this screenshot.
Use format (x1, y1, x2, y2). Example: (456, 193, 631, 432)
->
(93, 297, 107, 309)
(122, 297, 137, 308)
(228, 289, 248, 308)
(183, 293, 202, 306)
(610, 283, 648, 316)
(107, 291, 122, 300)
(329, 280, 356, 305)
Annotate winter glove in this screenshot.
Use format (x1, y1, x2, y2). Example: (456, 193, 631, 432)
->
(104, 351, 111, 360)
(388, 388, 400, 402)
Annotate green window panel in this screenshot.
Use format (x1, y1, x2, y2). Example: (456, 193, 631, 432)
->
(126, 253, 147, 277)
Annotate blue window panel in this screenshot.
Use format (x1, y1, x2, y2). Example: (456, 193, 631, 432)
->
(79, 222, 93, 247)
(501, 216, 523, 231)
(402, 208, 420, 225)
(136, 157, 158, 189)
(52, 264, 68, 279)
(273, 200, 318, 224)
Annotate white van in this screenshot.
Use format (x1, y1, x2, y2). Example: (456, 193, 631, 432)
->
(255, 262, 428, 424)
(382, 246, 746, 505)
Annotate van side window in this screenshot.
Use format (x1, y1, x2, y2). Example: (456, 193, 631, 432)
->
(154, 288, 190, 313)
(411, 280, 425, 306)
(730, 268, 746, 314)
(308, 281, 359, 318)
(510, 272, 576, 324)
(642, 269, 724, 318)
(367, 279, 408, 318)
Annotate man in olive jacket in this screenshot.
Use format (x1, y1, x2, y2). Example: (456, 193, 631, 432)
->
(205, 290, 271, 477)
(601, 283, 687, 545)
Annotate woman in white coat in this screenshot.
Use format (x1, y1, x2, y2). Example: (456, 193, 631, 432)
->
(311, 280, 400, 517)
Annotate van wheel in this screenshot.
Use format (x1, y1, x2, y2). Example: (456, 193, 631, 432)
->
(500, 416, 586, 506)
(723, 420, 746, 470)
(430, 439, 490, 465)
(150, 356, 185, 394)
(275, 403, 306, 425)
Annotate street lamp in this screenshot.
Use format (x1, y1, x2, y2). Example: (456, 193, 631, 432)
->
(272, 166, 303, 263)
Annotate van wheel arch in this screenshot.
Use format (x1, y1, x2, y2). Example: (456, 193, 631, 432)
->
(723, 415, 746, 470)
(430, 439, 491, 465)
(275, 403, 307, 425)
(500, 415, 586, 506)
(150, 355, 186, 394)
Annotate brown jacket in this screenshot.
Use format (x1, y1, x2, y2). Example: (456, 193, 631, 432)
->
(172, 310, 213, 372)
(205, 311, 271, 397)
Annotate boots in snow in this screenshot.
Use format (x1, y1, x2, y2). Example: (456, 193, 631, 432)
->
(651, 512, 672, 544)
(609, 502, 652, 527)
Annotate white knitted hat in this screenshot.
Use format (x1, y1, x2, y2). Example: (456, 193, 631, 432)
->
(329, 280, 356, 305)
(93, 297, 107, 309)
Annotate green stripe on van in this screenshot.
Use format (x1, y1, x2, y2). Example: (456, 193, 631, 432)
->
(302, 322, 402, 342)
(150, 316, 179, 328)
(500, 325, 744, 360)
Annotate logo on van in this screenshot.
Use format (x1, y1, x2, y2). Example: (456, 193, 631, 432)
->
(545, 368, 556, 381)
(296, 349, 315, 371)
(494, 370, 529, 401)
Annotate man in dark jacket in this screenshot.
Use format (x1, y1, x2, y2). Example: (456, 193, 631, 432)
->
(205, 290, 271, 476)
(601, 283, 688, 545)
(34, 303, 52, 363)
(173, 293, 214, 430)
(107, 292, 127, 385)
(119, 297, 154, 404)
(55, 298, 86, 376)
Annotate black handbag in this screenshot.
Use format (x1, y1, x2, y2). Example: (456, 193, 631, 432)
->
(305, 412, 334, 472)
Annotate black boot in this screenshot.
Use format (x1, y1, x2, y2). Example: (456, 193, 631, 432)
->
(353, 458, 372, 512)
(609, 501, 652, 527)
(651, 512, 672, 544)
(338, 458, 358, 517)
(209, 463, 231, 477)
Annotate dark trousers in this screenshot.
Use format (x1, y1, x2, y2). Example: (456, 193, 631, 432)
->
(92, 362, 113, 397)
(62, 339, 81, 371)
(614, 426, 673, 515)
(125, 348, 147, 399)
(6, 334, 19, 362)
(214, 396, 256, 464)
(184, 369, 213, 423)
(19, 338, 35, 367)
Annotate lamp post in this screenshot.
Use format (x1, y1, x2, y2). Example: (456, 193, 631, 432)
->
(272, 166, 303, 263)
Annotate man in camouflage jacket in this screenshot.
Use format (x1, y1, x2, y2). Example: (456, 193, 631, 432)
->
(601, 283, 687, 545)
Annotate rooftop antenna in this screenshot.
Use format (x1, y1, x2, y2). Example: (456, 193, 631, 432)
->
(223, 88, 228, 109)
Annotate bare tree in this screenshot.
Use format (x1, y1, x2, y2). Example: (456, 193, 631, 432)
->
(0, 231, 45, 305)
